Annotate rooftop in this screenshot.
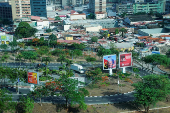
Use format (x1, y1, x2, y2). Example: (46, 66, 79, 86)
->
(126, 15, 153, 22)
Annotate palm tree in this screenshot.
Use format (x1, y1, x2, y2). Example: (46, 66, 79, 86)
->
(57, 55, 66, 64)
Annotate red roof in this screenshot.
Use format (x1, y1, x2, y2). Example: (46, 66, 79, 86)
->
(160, 35, 170, 37)
(59, 15, 66, 17)
(70, 10, 77, 14)
(95, 12, 104, 14)
(31, 16, 40, 20)
(101, 28, 108, 31)
(57, 40, 81, 44)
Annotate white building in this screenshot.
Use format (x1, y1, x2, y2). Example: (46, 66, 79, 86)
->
(89, 0, 106, 14)
(70, 13, 86, 20)
(59, 15, 67, 20)
(84, 24, 102, 32)
(95, 12, 106, 19)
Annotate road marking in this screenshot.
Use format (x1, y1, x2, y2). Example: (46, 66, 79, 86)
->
(96, 100, 100, 101)
(87, 100, 93, 101)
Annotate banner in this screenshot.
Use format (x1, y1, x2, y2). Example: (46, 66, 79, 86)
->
(119, 53, 132, 68)
(103, 54, 116, 70)
(27, 72, 39, 84)
(1, 36, 6, 40)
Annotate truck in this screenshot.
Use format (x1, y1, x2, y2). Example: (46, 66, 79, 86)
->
(70, 64, 85, 74)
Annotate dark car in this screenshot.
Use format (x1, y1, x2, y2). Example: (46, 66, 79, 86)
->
(36, 63, 46, 68)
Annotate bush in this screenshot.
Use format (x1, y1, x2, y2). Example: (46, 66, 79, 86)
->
(39, 76, 53, 81)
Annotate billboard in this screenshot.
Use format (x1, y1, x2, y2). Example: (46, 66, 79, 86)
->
(103, 54, 116, 70)
(119, 53, 132, 68)
(28, 72, 39, 84)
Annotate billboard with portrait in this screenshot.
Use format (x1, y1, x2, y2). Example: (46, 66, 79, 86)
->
(119, 53, 132, 68)
(27, 72, 39, 84)
(103, 54, 116, 70)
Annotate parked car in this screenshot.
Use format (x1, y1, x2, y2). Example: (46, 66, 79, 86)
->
(36, 63, 46, 68)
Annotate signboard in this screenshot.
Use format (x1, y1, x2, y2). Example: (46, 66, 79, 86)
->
(152, 51, 160, 54)
(119, 53, 132, 68)
(1, 36, 6, 40)
(103, 54, 116, 70)
(27, 72, 39, 84)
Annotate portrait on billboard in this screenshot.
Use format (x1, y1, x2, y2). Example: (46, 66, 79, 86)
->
(103, 54, 116, 70)
(28, 72, 39, 84)
(119, 53, 132, 68)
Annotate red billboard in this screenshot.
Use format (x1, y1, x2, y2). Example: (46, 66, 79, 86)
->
(28, 72, 39, 84)
(119, 53, 132, 68)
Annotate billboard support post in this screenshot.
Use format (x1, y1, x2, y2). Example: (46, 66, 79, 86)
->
(122, 67, 126, 73)
(109, 69, 112, 75)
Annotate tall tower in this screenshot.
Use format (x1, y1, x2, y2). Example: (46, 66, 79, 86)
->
(89, 0, 106, 13)
(11, 0, 31, 20)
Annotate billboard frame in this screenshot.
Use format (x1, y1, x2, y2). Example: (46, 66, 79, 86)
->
(27, 71, 39, 84)
(119, 52, 132, 68)
(103, 54, 116, 70)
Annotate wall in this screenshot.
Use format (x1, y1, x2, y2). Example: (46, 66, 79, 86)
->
(43, 21, 50, 29)
(64, 25, 71, 31)
(96, 14, 106, 19)
(70, 14, 86, 20)
(86, 26, 102, 32)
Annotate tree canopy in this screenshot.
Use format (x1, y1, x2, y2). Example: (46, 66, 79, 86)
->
(133, 74, 170, 112)
(55, 16, 61, 20)
(15, 22, 37, 38)
(91, 36, 98, 43)
(49, 33, 57, 41)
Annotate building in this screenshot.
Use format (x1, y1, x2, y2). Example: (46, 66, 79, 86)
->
(89, 0, 106, 14)
(11, 0, 31, 20)
(0, 2, 12, 21)
(165, 0, 170, 13)
(116, 3, 133, 15)
(95, 12, 106, 19)
(133, 1, 166, 14)
(30, 0, 47, 17)
(70, 13, 86, 20)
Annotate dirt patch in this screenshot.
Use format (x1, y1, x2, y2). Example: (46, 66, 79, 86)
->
(4, 101, 170, 113)
(158, 65, 170, 73)
(85, 74, 142, 96)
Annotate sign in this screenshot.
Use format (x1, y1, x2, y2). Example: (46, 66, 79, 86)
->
(152, 51, 160, 54)
(1, 36, 6, 40)
(119, 53, 132, 68)
(27, 72, 39, 84)
(103, 54, 116, 70)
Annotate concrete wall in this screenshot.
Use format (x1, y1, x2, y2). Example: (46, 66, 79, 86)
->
(70, 14, 86, 20)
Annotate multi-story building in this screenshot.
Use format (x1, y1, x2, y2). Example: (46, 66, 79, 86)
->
(11, 0, 31, 20)
(89, 0, 106, 14)
(165, 0, 170, 13)
(0, 2, 12, 21)
(30, 0, 47, 17)
(133, 1, 166, 14)
(116, 3, 133, 15)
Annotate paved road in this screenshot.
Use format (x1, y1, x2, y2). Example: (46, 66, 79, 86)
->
(8, 92, 135, 105)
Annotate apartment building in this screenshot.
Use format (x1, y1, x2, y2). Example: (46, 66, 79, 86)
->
(89, 0, 106, 14)
(165, 0, 170, 13)
(133, 1, 166, 14)
(0, 2, 12, 21)
(30, 0, 47, 17)
(116, 3, 133, 15)
(11, 0, 31, 20)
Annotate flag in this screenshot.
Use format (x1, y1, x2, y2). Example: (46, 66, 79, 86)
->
(18, 78, 19, 82)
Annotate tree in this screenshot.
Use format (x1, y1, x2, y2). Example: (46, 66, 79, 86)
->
(1, 53, 9, 66)
(48, 74, 88, 110)
(73, 49, 82, 60)
(115, 28, 119, 35)
(0, 88, 16, 113)
(85, 56, 96, 62)
(16, 53, 22, 65)
(70, 43, 85, 50)
(46, 28, 52, 33)
(9, 38, 18, 52)
(21, 51, 37, 63)
(91, 36, 98, 43)
(37, 46, 50, 63)
(97, 47, 112, 58)
(87, 13, 95, 19)
(0, 44, 8, 52)
(19, 96, 34, 113)
(102, 31, 109, 39)
(49, 33, 57, 41)
(57, 55, 66, 64)
(28, 86, 49, 106)
(15, 22, 37, 38)
(86, 68, 102, 83)
(133, 75, 170, 112)
(120, 28, 127, 37)
(55, 16, 61, 20)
